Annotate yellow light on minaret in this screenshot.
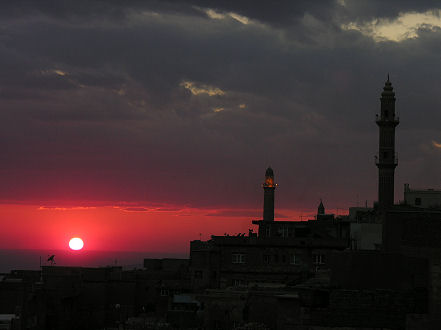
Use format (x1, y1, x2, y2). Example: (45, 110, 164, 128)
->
(264, 176, 274, 187)
(262, 167, 276, 188)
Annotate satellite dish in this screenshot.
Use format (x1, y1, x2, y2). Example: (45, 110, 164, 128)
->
(47, 255, 56, 266)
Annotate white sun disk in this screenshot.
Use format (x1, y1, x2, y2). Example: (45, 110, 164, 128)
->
(69, 237, 84, 250)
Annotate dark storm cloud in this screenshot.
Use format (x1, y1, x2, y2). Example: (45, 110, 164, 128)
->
(0, 0, 335, 25)
(0, 0, 439, 27)
(0, 1, 441, 210)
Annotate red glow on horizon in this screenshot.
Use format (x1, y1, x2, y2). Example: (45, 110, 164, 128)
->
(0, 203, 327, 254)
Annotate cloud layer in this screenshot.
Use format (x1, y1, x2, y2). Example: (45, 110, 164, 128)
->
(1, 1, 441, 211)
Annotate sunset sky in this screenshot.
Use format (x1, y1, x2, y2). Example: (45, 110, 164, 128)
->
(1, 1, 441, 255)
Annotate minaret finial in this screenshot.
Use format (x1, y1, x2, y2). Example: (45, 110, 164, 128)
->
(387, 73, 390, 82)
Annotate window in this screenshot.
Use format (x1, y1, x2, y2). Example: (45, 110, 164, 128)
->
(233, 279, 247, 287)
(160, 288, 169, 296)
(263, 255, 271, 264)
(415, 197, 421, 206)
(265, 227, 271, 237)
(290, 254, 298, 265)
(194, 270, 203, 279)
(232, 253, 246, 264)
(279, 226, 289, 237)
(313, 254, 325, 265)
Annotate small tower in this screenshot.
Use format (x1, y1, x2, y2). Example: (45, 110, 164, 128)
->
(376, 75, 399, 209)
(262, 167, 276, 221)
(317, 199, 325, 216)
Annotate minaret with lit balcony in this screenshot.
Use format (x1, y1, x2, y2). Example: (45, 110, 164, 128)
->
(263, 167, 276, 221)
(376, 75, 399, 209)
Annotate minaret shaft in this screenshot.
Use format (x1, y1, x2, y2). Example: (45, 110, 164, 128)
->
(263, 188, 275, 221)
(376, 77, 399, 209)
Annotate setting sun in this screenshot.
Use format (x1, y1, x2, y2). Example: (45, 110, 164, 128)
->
(69, 237, 84, 250)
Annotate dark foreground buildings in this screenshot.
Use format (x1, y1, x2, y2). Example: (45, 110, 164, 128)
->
(1, 78, 441, 329)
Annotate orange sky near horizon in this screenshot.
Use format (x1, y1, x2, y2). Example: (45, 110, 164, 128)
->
(0, 203, 337, 254)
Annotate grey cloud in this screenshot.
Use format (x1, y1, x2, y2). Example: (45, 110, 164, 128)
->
(0, 0, 335, 26)
(1, 1, 441, 30)
(0, 1, 440, 210)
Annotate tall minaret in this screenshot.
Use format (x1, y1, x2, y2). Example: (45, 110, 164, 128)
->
(262, 167, 276, 221)
(376, 75, 399, 209)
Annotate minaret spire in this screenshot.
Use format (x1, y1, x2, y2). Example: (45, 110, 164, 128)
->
(318, 199, 325, 216)
(376, 76, 399, 209)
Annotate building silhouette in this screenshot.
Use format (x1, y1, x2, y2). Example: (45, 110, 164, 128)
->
(403, 183, 441, 208)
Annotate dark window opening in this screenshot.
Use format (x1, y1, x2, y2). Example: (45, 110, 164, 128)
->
(265, 227, 271, 237)
(313, 254, 325, 265)
(232, 253, 246, 264)
(415, 198, 422, 206)
(290, 254, 298, 265)
(263, 255, 271, 264)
